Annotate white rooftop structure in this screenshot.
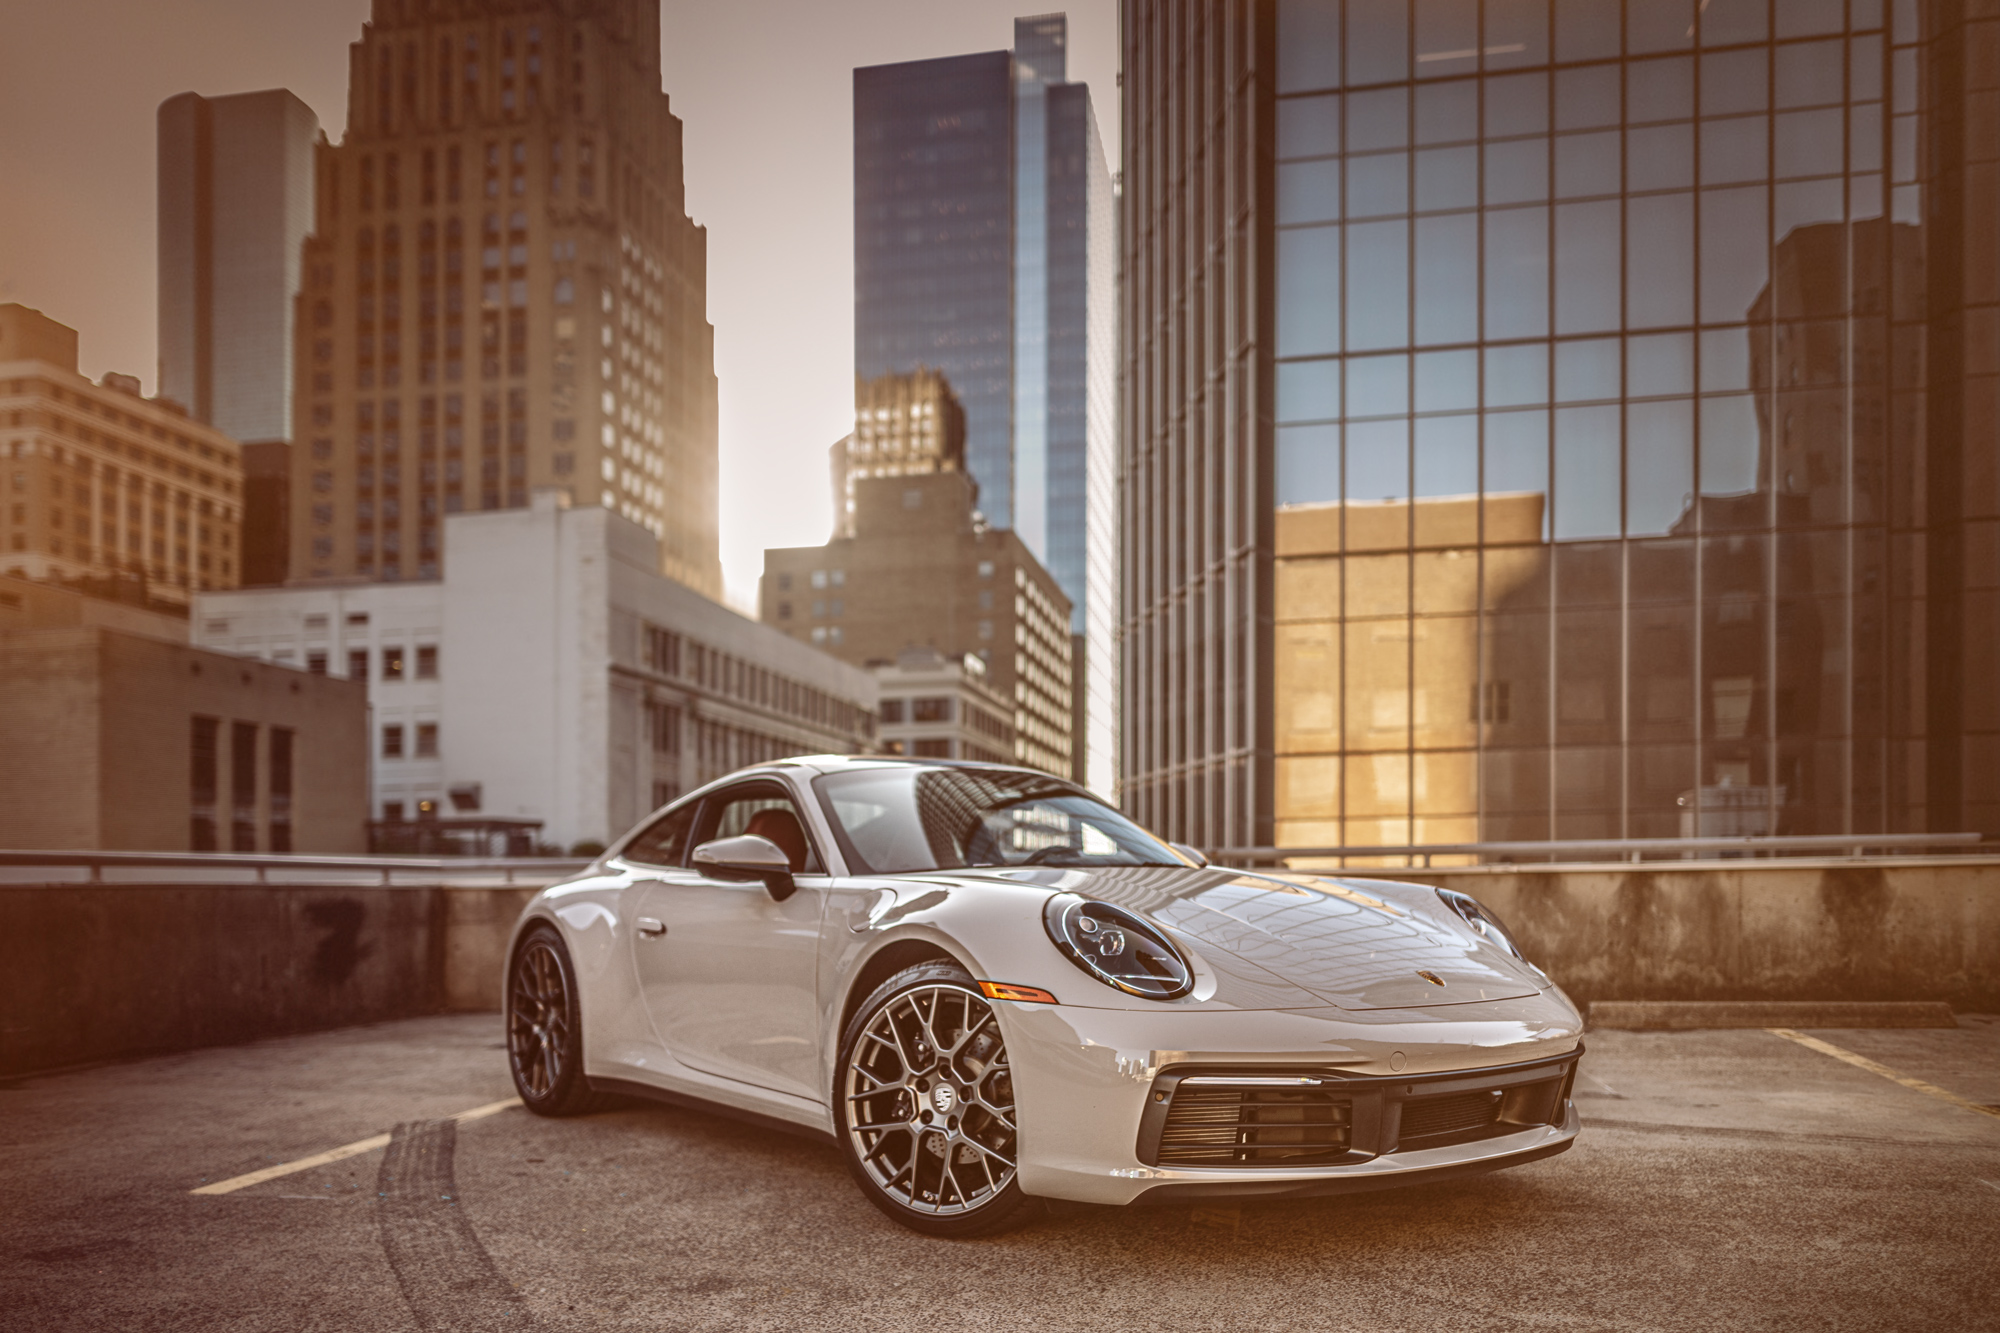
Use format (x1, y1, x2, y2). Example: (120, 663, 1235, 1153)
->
(194, 492, 876, 850)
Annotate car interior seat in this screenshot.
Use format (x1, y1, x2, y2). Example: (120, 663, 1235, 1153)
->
(744, 807, 811, 873)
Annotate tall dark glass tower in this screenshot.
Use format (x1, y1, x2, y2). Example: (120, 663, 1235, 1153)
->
(855, 14, 1117, 793)
(1121, 0, 2000, 851)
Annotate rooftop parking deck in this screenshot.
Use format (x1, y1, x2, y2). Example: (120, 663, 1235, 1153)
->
(2, 1013, 1995, 1331)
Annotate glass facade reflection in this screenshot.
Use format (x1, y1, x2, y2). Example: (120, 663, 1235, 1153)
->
(1121, 0, 1999, 851)
(855, 16, 1120, 795)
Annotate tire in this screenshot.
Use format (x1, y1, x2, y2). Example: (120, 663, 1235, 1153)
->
(835, 961, 1037, 1238)
(506, 924, 612, 1116)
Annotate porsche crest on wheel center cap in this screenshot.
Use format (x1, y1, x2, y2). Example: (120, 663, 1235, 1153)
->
(931, 1084, 957, 1115)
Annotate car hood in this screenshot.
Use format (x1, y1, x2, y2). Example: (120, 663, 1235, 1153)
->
(951, 864, 1544, 1011)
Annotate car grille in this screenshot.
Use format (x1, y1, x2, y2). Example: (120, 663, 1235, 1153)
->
(1398, 1089, 1503, 1144)
(1156, 1086, 1354, 1167)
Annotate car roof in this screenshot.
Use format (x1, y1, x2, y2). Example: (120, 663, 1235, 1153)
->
(780, 753, 1062, 780)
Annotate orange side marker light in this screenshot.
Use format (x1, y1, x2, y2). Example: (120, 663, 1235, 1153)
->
(977, 980, 1059, 1004)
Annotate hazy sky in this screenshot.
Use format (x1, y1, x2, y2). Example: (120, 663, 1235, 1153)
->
(0, 0, 1118, 609)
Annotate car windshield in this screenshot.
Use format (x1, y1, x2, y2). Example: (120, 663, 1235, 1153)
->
(813, 766, 1188, 874)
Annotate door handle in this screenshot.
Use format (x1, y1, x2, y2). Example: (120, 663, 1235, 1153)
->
(635, 917, 667, 938)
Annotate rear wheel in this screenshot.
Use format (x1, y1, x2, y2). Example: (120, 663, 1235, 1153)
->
(835, 962, 1036, 1237)
(506, 925, 610, 1116)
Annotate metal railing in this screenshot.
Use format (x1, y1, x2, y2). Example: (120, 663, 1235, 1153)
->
(0, 848, 591, 887)
(1200, 831, 1991, 869)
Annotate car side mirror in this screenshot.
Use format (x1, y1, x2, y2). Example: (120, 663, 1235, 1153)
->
(692, 834, 796, 901)
(1169, 842, 1210, 869)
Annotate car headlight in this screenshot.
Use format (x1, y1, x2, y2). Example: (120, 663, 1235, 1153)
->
(1042, 895, 1193, 999)
(1434, 888, 1546, 973)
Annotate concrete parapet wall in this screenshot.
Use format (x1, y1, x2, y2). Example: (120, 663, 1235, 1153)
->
(0, 882, 537, 1077)
(4, 860, 1995, 1077)
(1378, 858, 2000, 1012)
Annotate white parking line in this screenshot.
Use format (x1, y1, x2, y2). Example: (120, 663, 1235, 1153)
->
(1767, 1030, 2000, 1123)
(190, 1097, 521, 1196)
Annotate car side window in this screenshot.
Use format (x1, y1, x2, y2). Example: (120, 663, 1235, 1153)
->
(624, 802, 699, 869)
(698, 784, 824, 875)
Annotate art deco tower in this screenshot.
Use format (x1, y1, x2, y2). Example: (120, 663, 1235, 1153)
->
(290, 0, 721, 598)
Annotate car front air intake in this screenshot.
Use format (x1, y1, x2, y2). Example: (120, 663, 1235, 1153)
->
(1151, 1076, 1353, 1167)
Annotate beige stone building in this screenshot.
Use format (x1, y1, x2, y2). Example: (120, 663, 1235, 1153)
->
(290, 0, 721, 598)
(873, 646, 1016, 765)
(0, 578, 367, 852)
(829, 368, 967, 538)
(762, 471, 1073, 776)
(0, 304, 244, 605)
(1275, 493, 1546, 864)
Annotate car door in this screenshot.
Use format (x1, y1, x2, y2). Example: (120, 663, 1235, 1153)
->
(627, 780, 828, 1103)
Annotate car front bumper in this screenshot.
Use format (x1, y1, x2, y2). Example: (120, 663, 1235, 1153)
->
(1001, 995, 1584, 1206)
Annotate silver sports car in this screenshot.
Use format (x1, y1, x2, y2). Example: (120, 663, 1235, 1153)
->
(505, 756, 1583, 1236)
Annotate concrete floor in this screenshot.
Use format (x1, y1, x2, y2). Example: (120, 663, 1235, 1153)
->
(3, 1015, 1997, 1332)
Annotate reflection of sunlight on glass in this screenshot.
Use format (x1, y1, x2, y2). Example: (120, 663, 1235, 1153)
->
(1081, 825, 1116, 857)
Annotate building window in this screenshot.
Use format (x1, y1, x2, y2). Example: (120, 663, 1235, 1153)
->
(382, 800, 405, 822)
(416, 645, 438, 678)
(383, 724, 405, 759)
(913, 738, 952, 758)
(415, 723, 439, 757)
(231, 721, 258, 852)
(382, 646, 405, 680)
(307, 650, 328, 675)
(913, 697, 954, 723)
(269, 728, 294, 853)
(880, 699, 905, 723)
(190, 716, 219, 851)
(348, 648, 369, 681)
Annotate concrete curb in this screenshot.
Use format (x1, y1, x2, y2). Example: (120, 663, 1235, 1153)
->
(1588, 1000, 1959, 1031)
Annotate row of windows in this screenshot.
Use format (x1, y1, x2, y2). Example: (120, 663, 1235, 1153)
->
(1279, 50, 1891, 156)
(381, 722, 439, 759)
(4, 382, 226, 460)
(190, 717, 295, 853)
(642, 624, 867, 735)
(1278, 107, 1886, 223)
(298, 643, 437, 682)
(1274, 0, 1890, 97)
(355, 137, 595, 213)
(12, 421, 235, 496)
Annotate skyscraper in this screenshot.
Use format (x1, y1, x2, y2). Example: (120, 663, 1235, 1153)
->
(159, 89, 320, 588)
(290, 0, 721, 597)
(1121, 0, 2000, 851)
(158, 90, 320, 448)
(853, 13, 1117, 794)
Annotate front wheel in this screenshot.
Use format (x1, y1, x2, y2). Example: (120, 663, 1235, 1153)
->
(835, 962, 1036, 1237)
(506, 925, 610, 1116)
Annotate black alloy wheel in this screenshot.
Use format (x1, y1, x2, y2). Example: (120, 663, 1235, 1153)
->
(835, 961, 1037, 1238)
(507, 925, 609, 1116)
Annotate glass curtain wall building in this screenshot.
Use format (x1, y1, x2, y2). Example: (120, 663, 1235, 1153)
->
(855, 14, 1119, 794)
(1120, 0, 2000, 852)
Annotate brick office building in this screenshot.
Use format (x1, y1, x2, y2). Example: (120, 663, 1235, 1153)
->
(289, 0, 721, 597)
(761, 471, 1073, 777)
(1, 304, 245, 605)
(0, 579, 367, 852)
